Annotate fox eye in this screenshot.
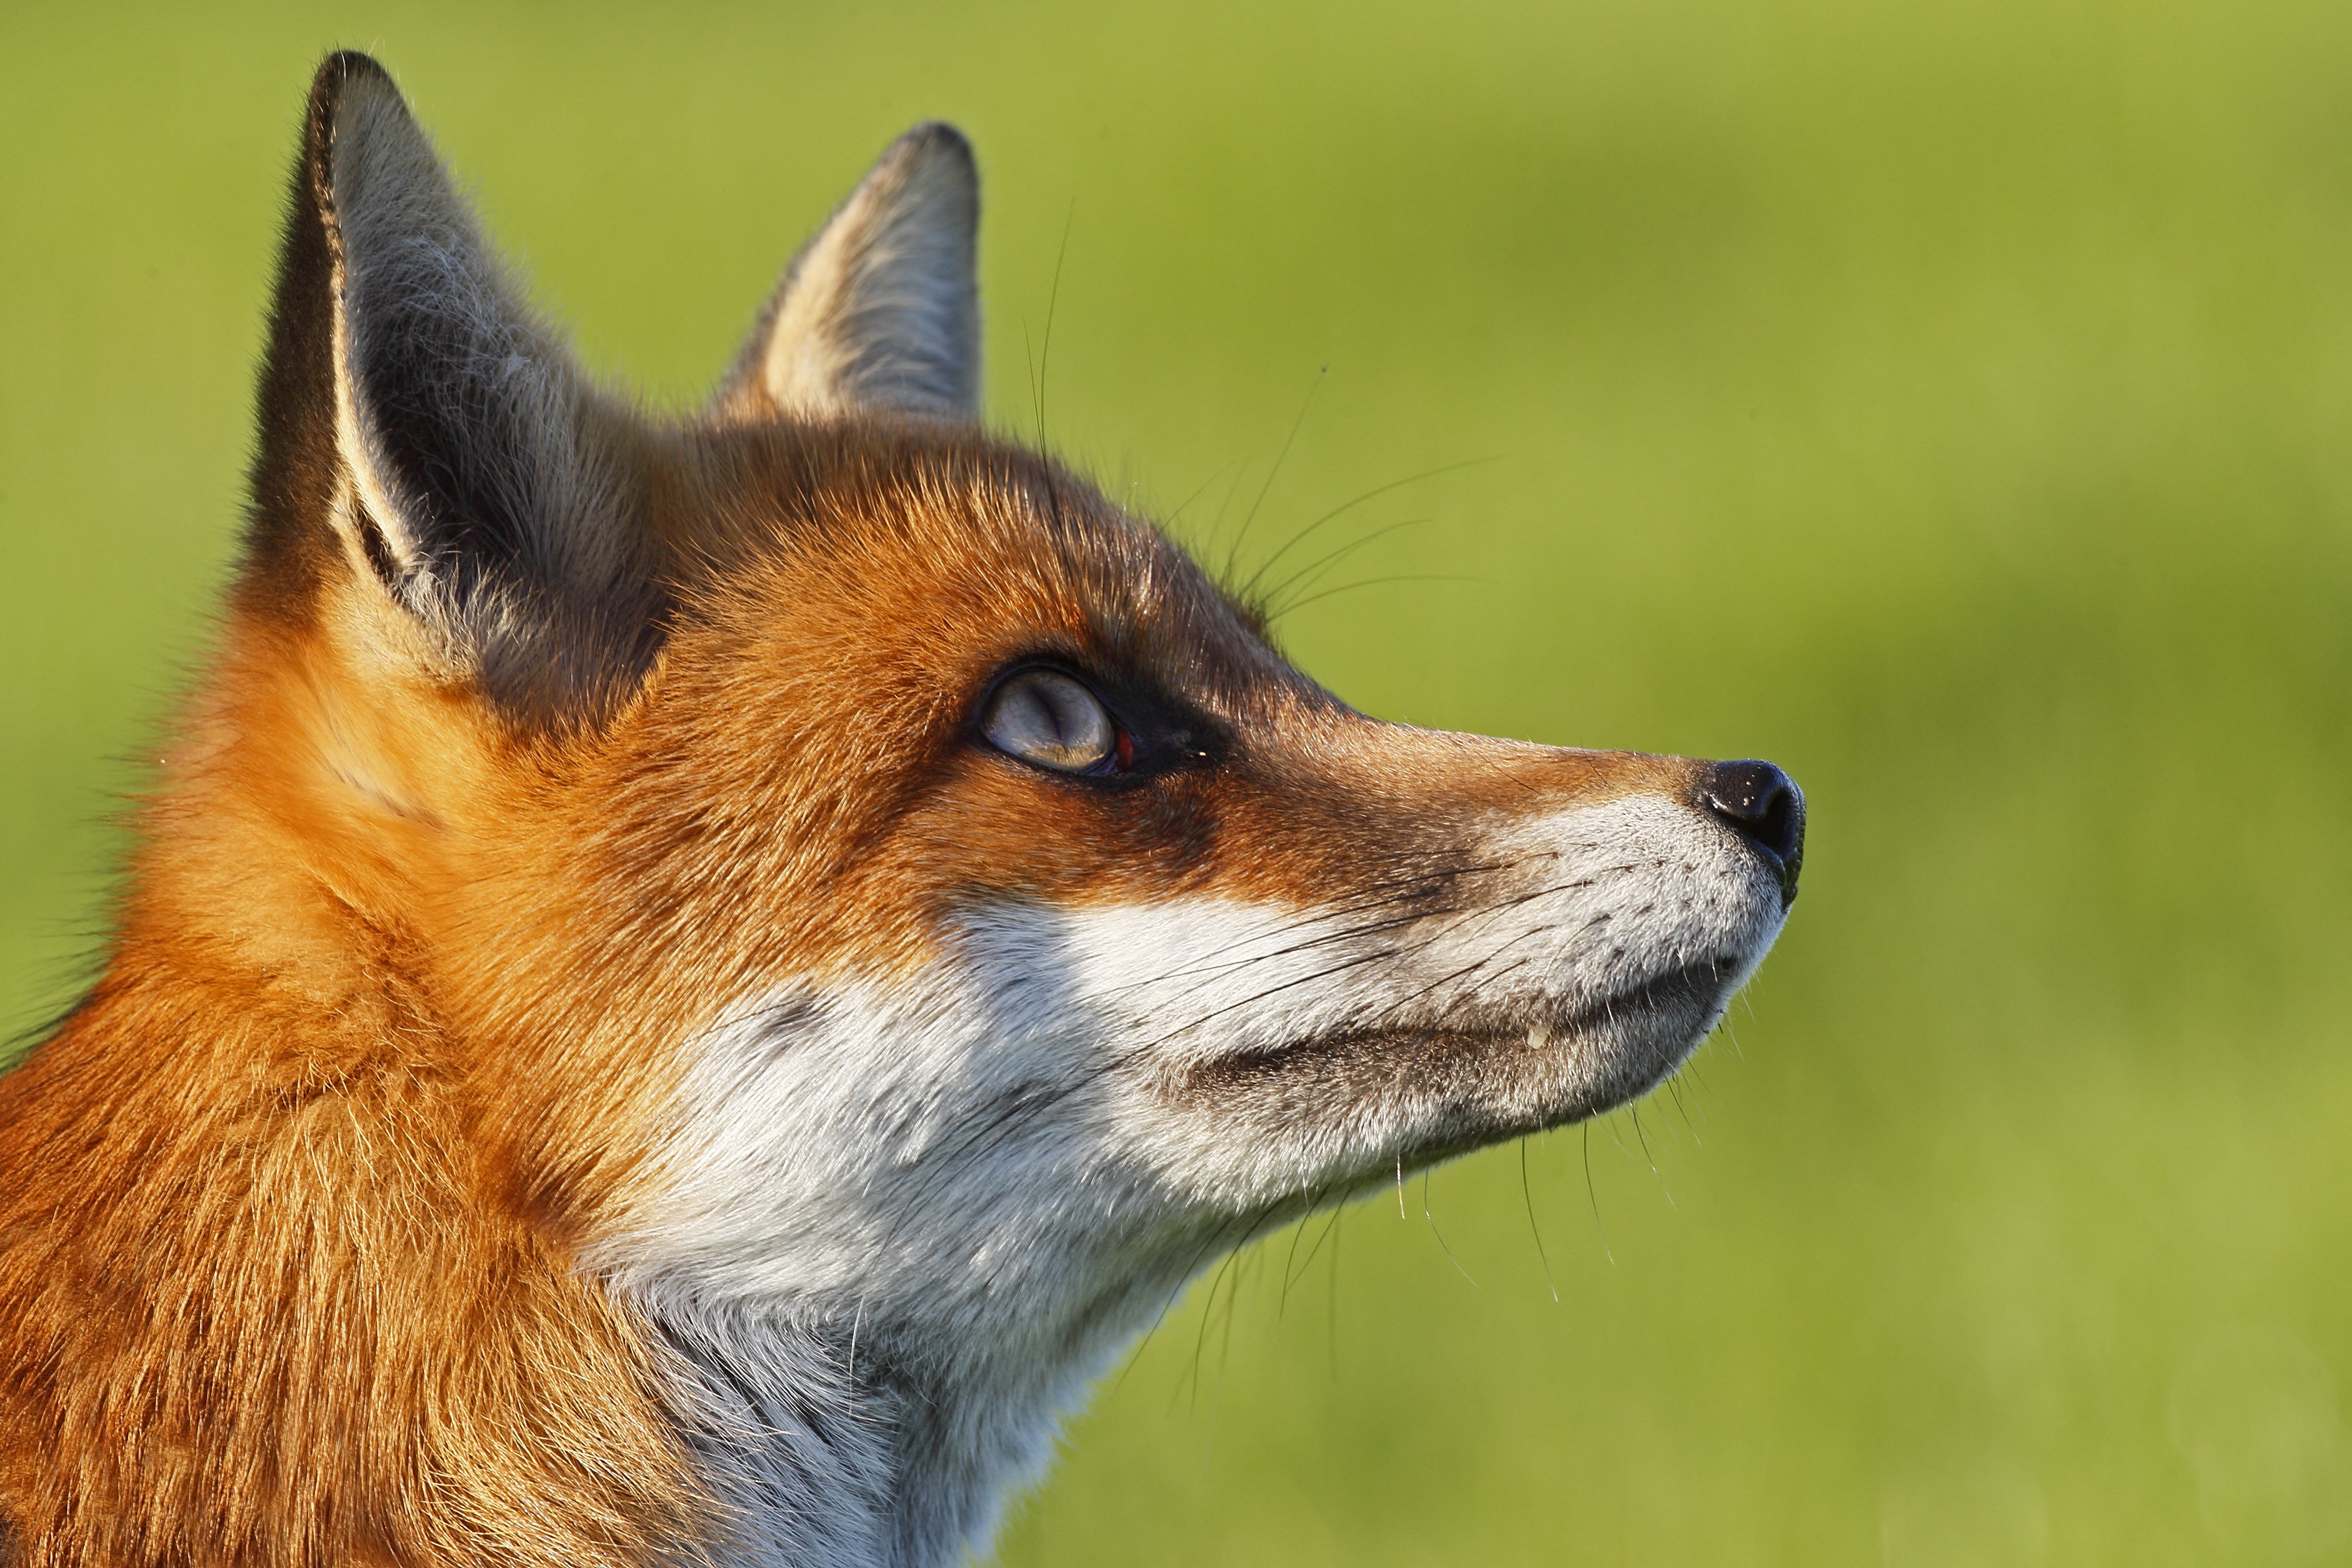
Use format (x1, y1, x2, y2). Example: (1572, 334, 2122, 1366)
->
(982, 669, 1127, 775)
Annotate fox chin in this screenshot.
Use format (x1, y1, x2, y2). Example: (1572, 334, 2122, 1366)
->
(0, 52, 1804, 1568)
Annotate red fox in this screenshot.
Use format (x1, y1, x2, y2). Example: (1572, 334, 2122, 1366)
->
(0, 52, 1804, 1568)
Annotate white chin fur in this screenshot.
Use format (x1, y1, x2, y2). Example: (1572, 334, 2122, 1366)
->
(597, 792, 1786, 1567)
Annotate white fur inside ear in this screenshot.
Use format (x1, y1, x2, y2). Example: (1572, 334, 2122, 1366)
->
(724, 123, 981, 421)
(326, 72, 564, 577)
(307, 68, 655, 710)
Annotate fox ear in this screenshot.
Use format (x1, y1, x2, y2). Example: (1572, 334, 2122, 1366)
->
(712, 123, 981, 423)
(243, 52, 661, 716)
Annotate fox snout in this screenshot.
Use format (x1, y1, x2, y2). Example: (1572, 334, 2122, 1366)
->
(625, 717, 1801, 1284)
(1077, 735, 1803, 1196)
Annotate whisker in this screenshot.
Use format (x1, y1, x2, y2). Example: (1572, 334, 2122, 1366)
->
(1285, 1189, 1348, 1297)
(1032, 198, 1076, 446)
(1521, 1139, 1560, 1303)
(1078, 871, 1488, 1000)
(1258, 518, 1433, 619)
(1161, 461, 1241, 533)
(1582, 1122, 1615, 1265)
(1273, 572, 1491, 619)
(1277, 1185, 1323, 1319)
(1224, 368, 1324, 584)
(1420, 1169, 1476, 1286)
(1239, 453, 1500, 606)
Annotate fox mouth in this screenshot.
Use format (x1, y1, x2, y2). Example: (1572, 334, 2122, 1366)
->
(1171, 952, 1749, 1141)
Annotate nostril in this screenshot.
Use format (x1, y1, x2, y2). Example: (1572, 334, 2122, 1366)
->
(1699, 760, 1806, 898)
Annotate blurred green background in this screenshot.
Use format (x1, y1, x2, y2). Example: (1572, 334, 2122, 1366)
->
(6, 1, 2351, 1562)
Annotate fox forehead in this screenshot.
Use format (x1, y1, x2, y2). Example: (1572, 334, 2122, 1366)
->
(660, 419, 1297, 727)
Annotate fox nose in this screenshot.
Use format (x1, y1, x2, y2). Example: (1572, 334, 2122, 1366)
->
(1697, 760, 1805, 904)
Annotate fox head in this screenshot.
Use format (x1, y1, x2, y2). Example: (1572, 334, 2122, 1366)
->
(124, 50, 1804, 1565)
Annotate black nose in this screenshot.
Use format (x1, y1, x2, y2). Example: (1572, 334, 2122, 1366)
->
(1698, 760, 1805, 904)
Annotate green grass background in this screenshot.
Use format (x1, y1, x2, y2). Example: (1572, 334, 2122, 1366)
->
(6, 1, 2351, 1562)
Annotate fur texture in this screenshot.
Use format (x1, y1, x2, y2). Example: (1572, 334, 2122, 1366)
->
(714, 123, 982, 424)
(0, 52, 1803, 1568)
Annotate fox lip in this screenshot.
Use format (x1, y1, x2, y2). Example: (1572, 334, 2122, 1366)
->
(1175, 949, 1753, 1110)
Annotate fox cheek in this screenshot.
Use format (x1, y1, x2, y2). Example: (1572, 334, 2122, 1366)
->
(619, 785, 1787, 1297)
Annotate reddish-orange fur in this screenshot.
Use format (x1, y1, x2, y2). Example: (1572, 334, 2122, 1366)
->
(0, 406, 1686, 1564)
(0, 59, 1713, 1568)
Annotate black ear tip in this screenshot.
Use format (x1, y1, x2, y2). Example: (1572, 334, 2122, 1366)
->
(301, 53, 417, 187)
(894, 121, 977, 174)
(314, 49, 394, 98)
(306, 52, 406, 138)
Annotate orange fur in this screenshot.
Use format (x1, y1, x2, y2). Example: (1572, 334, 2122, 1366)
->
(0, 412, 1695, 1564)
(0, 54, 1795, 1568)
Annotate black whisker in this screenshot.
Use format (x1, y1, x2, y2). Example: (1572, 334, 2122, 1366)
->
(1238, 453, 1500, 607)
(1161, 461, 1241, 534)
(1223, 368, 1324, 585)
(1033, 198, 1075, 447)
(1258, 518, 1434, 620)
(1272, 572, 1490, 620)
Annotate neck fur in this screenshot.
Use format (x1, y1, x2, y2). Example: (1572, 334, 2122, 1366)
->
(637, 1287, 1152, 1568)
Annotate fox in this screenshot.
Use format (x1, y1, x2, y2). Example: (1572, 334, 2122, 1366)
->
(0, 50, 1804, 1568)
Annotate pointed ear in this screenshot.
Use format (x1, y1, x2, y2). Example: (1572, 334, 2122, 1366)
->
(712, 123, 981, 423)
(241, 52, 662, 717)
